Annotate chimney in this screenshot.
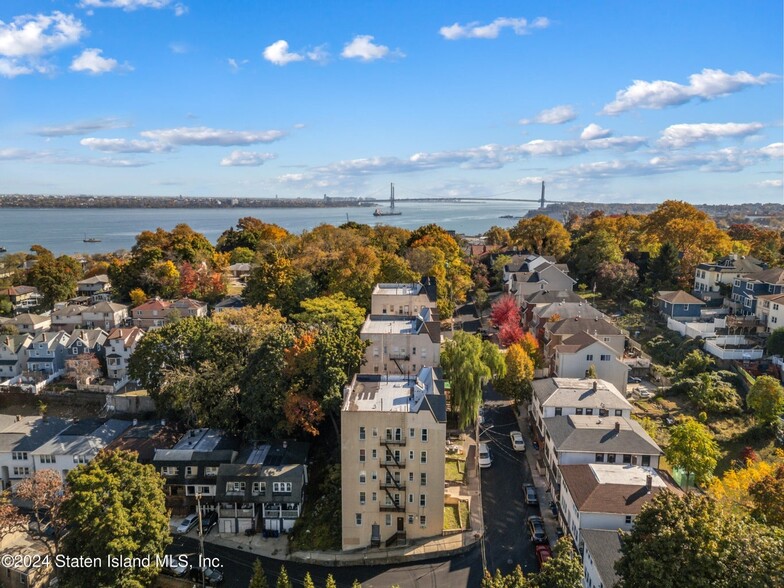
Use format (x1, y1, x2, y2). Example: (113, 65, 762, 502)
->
(593, 381, 598, 393)
(646, 474, 653, 493)
(132, 418, 138, 426)
(614, 421, 621, 434)
(15, 415, 21, 422)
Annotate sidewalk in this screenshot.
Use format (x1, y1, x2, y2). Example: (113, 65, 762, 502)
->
(514, 404, 560, 549)
(201, 434, 484, 567)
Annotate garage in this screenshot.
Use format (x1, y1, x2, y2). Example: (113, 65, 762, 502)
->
(237, 519, 254, 533)
(220, 519, 235, 534)
(264, 518, 281, 532)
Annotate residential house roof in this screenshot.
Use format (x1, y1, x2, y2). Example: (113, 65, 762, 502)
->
(65, 329, 108, 349)
(29, 331, 68, 349)
(757, 293, 784, 305)
(0, 286, 39, 296)
(132, 299, 171, 313)
(362, 308, 440, 343)
(0, 415, 70, 453)
(228, 263, 251, 272)
(559, 463, 680, 515)
(32, 419, 131, 457)
(106, 327, 144, 346)
(543, 414, 661, 455)
(0, 334, 33, 355)
(77, 274, 110, 286)
(10, 313, 50, 326)
(213, 295, 245, 311)
(105, 421, 185, 463)
(655, 290, 705, 305)
(533, 302, 604, 322)
(86, 301, 128, 314)
(51, 306, 85, 319)
(153, 428, 240, 463)
(697, 255, 765, 274)
(172, 297, 207, 310)
(581, 529, 622, 588)
(555, 331, 615, 354)
(743, 267, 784, 285)
(533, 378, 632, 412)
(546, 316, 623, 338)
(523, 290, 584, 306)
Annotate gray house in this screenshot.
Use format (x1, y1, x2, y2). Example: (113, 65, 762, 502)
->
(26, 332, 69, 375)
(655, 290, 706, 320)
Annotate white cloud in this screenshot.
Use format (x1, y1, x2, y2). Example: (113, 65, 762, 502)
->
(0, 59, 33, 77)
(515, 177, 544, 186)
(341, 35, 402, 61)
(80, 138, 171, 153)
(35, 118, 130, 137)
(758, 179, 783, 188)
(79, 0, 172, 10)
(601, 68, 777, 115)
(439, 16, 549, 40)
(140, 126, 286, 146)
(580, 123, 612, 140)
(760, 142, 784, 158)
(658, 122, 764, 149)
(0, 11, 85, 76)
(220, 151, 276, 167)
(173, 3, 188, 16)
(306, 44, 329, 64)
(520, 105, 577, 125)
(0, 147, 149, 167)
(0, 148, 41, 161)
(227, 58, 248, 72)
(70, 48, 128, 74)
(263, 40, 305, 66)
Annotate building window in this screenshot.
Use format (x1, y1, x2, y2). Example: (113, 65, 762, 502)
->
(359, 449, 366, 462)
(419, 494, 426, 507)
(185, 466, 196, 478)
(11, 452, 27, 461)
(359, 472, 366, 484)
(420, 451, 427, 464)
(409, 493, 413, 504)
(555, 407, 562, 416)
(371, 471, 377, 480)
(372, 427, 378, 437)
(39, 455, 56, 464)
(372, 449, 377, 460)
(599, 409, 609, 417)
(421, 429, 428, 442)
(586, 354, 593, 361)
(600, 354, 611, 361)
(409, 450, 414, 460)
(385, 514, 391, 526)
(595, 453, 604, 463)
(420, 515, 427, 527)
(359, 426, 366, 440)
(585, 408, 593, 416)
(408, 515, 414, 524)
(625, 515, 633, 524)
(408, 472, 414, 482)
(615, 409, 623, 417)
(607, 454, 616, 463)
(227, 482, 245, 493)
(205, 466, 218, 477)
(356, 513, 362, 526)
(575, 408, 583, 415)
(372, 492, 377, 502)
(252, 482, 266, 495)
(161, 466, 178, 476)
(409, 428, 415, 438)
(623, 454, 632, 464)
(273, 482, 292, 493)
(360, 492, 366, 505)
(421, 473, 427, 486)
(641, 455, 651, 467)
(12, 467, 30, 476)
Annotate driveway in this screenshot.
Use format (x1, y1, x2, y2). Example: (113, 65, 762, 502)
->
(478, 384, 538, 576)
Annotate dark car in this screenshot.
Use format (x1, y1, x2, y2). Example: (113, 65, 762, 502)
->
(628, 375, 642, 384)
(527, 515, 547, 544)
(524, 484, 538, 506)
(201, 510, 218, 534)
(190, 566, 224, 586)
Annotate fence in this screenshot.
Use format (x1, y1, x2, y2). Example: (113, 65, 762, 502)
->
(703, 336, 764, 361)
(666, 317, 717, 339)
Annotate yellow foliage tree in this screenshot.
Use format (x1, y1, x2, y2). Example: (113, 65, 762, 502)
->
(129, 288, 147, 307)
(708, 450, 784, 516)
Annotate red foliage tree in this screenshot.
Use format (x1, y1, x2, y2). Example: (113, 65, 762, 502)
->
(499, 321, 525, 348)
(490, 295, 521, 329)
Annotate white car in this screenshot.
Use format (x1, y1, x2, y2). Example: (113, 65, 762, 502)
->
(175, 513, 199, 535)
(478, 443, 493, 468)
(638, 389, 654, 399)
(510, 431, 526, 452)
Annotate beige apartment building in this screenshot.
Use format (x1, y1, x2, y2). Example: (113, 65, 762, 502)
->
(341, 367, 446, 550)
(360, 307, 441, 376)
(370, 279, 438, 318)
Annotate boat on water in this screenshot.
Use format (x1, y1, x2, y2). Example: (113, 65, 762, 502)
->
(0, 246, 6, 253)
(83, 234, 102, 243)
(373, 183, 402, 217)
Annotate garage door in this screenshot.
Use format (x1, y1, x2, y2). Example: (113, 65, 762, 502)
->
(221, 519, 234, 534)
(237, 519, 253, 533)
(265, 518, 281, 532)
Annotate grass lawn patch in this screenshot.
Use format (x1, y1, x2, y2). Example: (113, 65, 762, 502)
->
(445, 457, 466, 484)
(459, 500, 470, 529)
(444, 504, 460, 530)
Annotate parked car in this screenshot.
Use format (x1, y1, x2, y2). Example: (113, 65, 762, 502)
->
(190, 566, 224, 586)
(162, 559, 191, 578)
(638, 389, 654, 399)
(478, 443, 493, 468)
(523, 484, 538, 506)
(662, 415, 676, 426)
(201, 510, 218, 534)
(527, 515, 547, 544)
(628, 375, 642, 384)
(175, 513, 199, 535)
(510, 431, 526, 452)
(535, 544, 553, 569)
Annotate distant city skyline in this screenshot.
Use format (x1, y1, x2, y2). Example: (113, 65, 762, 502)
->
(0, 1, 782, 203)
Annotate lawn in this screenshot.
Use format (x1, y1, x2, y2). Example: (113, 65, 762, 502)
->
(444, 504, 460, 530)
(445, 457, 466, 484)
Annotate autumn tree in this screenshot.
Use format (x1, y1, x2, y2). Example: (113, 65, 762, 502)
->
(709, 454, 782, 517)
(499, 321, 526, 348)
(664, 417, 721, 488)
(490, 295, 521, 329)
(249, 559, 270, 588)
(595, 259, 639, 298)
(27, 245, 82, 308)
(217, 217, 291, 252)
(531, 537, 583, 588)
(749, 463, 784, 527)
(128, 287, 147, 307)
(294, 293, 366, 333)
(325, 574, 338, 588)
(643, 200, 732, 257)
(568, 228, 623, 283)
(509, 215, 571, 258)
(15, 470, 67, 558)
(747, 375, 784, 425)
(59, 450, 170, 588)
(442, 332, 505, 428)
(485, 226, 511, 246)
(211, 305, 286, 347)
(0, 491, 26, 542)
(276, 565, 293, 588)
(495, 343, 535, 403)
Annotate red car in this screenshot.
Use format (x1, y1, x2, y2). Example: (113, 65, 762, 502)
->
(535, 544, 552, 569)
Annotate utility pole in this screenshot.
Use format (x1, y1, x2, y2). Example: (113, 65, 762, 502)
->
(196, 493, 205, 588)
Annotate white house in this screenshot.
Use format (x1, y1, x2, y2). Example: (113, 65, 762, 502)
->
(76, 274, 112, 302)
(50, 305, 85, 334)
(693, 255, 765, 294)
(360, 307, 441, 376)
(0, 334, 32, 383)
(755, 293, 784, 333)
(0, 415, 69, 490)
(105, 327, 145, 382)
(552, 332, 630, 396)
(558, 463, 681, 550)
(8, 313, 51, 336)
(581, 529, 622, 588)
(82, 301, 129, 331)
(31, 419, 131, 482)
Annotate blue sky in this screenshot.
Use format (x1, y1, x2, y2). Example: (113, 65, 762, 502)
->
(0, 0, 782, 204)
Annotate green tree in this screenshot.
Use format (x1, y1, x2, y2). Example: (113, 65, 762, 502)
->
(491, 254, 513, 288)
(59, 450, 170, 588)
(27, 245, 82, 308)
(244, 251, 296, 308)
(677, 349, 715, 378)
(442, 332, 504, 428)
(276, 565, 293, 588)
(351, 581, 362, 588)
(325, 574, 338, 588)
(749, 464, 784, 527)
(509, 215, 571, 258)
(531, 537, 583, 588)
(294, 292, 366, 332)
(230, 246, 256, 264)
(664, 417, 721, 488)
(646, 241, 681, 291)
(747, 375, 784, 425)
(249, 559, 269, 588)
(302, 571, 315, 588)
(766, 327, 784, 356)
(684, 372, 742, 415)
(568, 228, 623, 283)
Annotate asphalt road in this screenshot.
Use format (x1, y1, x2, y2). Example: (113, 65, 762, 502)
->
(479, 386, 539, 577)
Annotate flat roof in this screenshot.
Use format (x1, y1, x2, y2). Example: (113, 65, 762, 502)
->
(372, 283, 423, 296)
(343, 367, 439, 414)
(361, 316, 421, 335)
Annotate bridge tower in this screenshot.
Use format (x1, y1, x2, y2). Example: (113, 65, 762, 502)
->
(539, 181, 546, 209)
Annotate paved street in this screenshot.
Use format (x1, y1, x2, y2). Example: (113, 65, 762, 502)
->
(479, 385, 539, 577)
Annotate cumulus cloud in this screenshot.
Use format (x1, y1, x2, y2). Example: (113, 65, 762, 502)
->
(79, 0, 173, 10)
(35, 118, 130, 137)
(140, 126, 286, 146)
(658, 122, 764, 149)
(439, 16, 549, 40)
(306, 44, 329, 64)
(601, 68, 777, 115)
(80, 138, 171, 153)
(760, 142, 784, 158)
(0, 11, 85, 77)
(758, 179, 783, 188)
(580, 123, 612, 140)
(520, 105, 577, 125)
(263, 40, 305, 66)
(515, 177, 544, 186)
(341, 35, 402, 61)
(70, 48, 129, 74)
(220, 151, 276, 167)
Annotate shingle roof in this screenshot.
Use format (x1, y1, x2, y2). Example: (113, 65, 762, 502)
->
(581, 529, 622, 588)
(523, 290, 584, 306)
(543, 415, 661, 455)
(655, 290, 705, 305)
(547, 316, 623, 337)
(556, 331, 614, 353)
(77, 274, 110, 285)
(746, 267, 784, 285)
(533, 378, 632, 411)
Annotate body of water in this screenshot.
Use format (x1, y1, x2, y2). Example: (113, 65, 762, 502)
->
(0, 201, 536, 255)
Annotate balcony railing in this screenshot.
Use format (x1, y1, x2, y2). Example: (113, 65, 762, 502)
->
(380, 480, 406, 490)
(382, 437, 406, 446)
(379, 503, 404, 512)
(380, 457, 406, 467)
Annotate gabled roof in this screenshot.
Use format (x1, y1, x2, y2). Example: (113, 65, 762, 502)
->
(581, 530, 622, 588)
(546, 316, 623, 337)
(0, 416, 70, 453)
(533, 302, 604, 322)
(65, 329, 108, 349)
(555, 331, 618, 355)
(52, 305, 85, 319)
(697, 255, 765, 275)
(523, 290, 584, 306)
(132, 298, 171, 312)
(106, 327, 144, 346)
(77, 274, 110, 286)
(0, 334, 33, 354)
(655, 290, 705, 305)
(85, 301, 128, 314)
(0, 286, 38, 296)
(11, 313, 50, 325)
(172, 297, 207, 310)
(533, 378, 632, 412)
(105, 421, 184, 463)
(543, 414, 661, 455)
(744, 267, 784, 286)
(757, 293, 784, 305)
(30, 331, 68, 348)
(213, 295, 245, 310)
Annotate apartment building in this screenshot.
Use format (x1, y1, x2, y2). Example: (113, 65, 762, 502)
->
(693, 255, 765, 294)
(551, 332, 629, 396)
(341, 367, 446, 551)
(82, 301, 128, 331)
(581, 528, 622, 588)
(370, 278, 438, 318)
(104, 327, 144, 381)
(756, 293, 784, 333)
(360, 307, 441, 375)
